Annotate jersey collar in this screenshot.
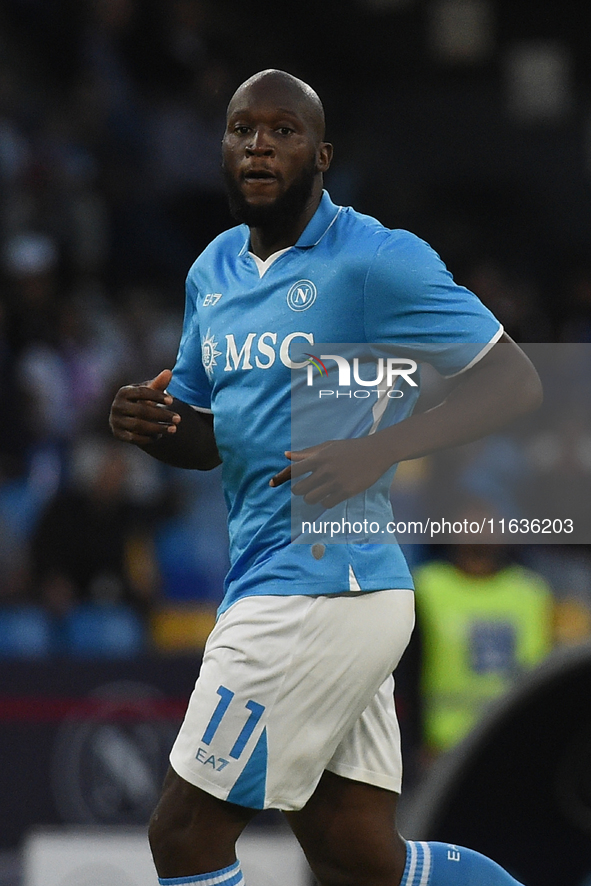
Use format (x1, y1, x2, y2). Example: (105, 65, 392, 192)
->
(238, 190, 341, 256)
(295, 190, 342, 248)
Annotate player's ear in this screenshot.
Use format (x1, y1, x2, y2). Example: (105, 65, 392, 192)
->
(317, 142, 333, 173)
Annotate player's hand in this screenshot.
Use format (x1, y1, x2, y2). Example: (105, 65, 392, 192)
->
(270, 437, 390, 508)
(269, 441, 335, 490)
(109, 369, 181, 446)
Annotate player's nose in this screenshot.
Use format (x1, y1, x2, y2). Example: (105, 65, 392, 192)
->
(245, 127, 274, 156)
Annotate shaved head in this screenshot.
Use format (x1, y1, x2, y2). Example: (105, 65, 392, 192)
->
(227, 69, 326, 142)
(222, 69, 332, 250)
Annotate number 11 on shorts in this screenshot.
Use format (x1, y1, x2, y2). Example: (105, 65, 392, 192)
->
(201, 685, 265, 760)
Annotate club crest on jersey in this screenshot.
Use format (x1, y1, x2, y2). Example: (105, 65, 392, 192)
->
(202, 328, 222, 378)
(287, 280, 317, 312)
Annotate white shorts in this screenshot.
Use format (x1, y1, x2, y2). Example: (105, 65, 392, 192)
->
(169, 589, 415, 811)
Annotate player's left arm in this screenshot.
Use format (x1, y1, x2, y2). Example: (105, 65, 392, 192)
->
(271, 333, 542, 508)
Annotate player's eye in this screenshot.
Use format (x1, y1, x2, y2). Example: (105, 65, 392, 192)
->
(233, 125, 250, 135)
(277, 127, 294, 136)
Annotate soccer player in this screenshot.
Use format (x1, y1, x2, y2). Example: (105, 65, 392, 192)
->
(110, 70, 539, 886)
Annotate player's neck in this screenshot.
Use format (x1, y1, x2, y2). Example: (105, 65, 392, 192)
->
(248, 185, 322, 261)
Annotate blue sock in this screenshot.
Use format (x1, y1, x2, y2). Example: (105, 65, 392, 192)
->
(400, 841, 525, 886)
(158, 860, 244, 886)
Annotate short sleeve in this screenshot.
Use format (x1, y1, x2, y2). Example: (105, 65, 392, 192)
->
(363, 231, 502, 376)
(167, 271, 213, 410)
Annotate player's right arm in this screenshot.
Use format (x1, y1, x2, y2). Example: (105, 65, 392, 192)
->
(109, 369, 221, 470)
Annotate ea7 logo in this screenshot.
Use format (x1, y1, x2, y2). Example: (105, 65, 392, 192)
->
(203, 293, 223, 306)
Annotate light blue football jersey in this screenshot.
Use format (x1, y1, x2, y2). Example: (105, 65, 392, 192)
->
(168, 191, 502, 612)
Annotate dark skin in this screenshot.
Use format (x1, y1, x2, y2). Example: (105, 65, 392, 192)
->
(110, 70, 542, 884)
(148, 767, 406, 885)
(222, 71, 332, 259)
(109, 369, 220, 470)
(109, 71, 333, 469)
(271, 332, 542, 507)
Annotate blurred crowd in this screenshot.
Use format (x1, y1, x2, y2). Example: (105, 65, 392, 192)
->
(0, 0, 591, 765)
(0, 0, 235, 655)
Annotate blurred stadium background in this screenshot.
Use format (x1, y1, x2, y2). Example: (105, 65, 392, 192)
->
(0, 1, 591, 884)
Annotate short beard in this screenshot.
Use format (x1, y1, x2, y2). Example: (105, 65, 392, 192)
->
(222, 157, 318, 229)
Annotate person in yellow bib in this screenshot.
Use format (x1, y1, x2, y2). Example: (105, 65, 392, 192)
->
(413, 542, 554, 756)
